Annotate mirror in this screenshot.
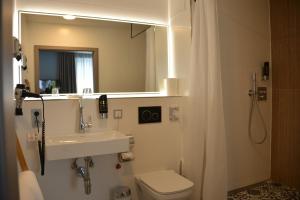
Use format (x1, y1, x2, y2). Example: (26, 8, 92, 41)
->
(20, 13, 169, 94)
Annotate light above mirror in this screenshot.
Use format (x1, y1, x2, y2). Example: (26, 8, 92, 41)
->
(63, 15, 76, 20)
(19, 12, 169, 95)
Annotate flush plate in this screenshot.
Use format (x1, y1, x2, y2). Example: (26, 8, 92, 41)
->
(138, 106, 161, 124)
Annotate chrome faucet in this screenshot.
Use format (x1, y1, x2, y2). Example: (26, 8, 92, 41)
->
(79, 98, 92, 133)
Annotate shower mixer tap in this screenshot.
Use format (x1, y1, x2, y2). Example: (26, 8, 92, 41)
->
(248, 72, 268, 144)
(248, 73, 267, 101)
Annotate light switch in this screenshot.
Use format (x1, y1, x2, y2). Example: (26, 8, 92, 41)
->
(169, 106, 179, 121)
(113, 109, 123, 119)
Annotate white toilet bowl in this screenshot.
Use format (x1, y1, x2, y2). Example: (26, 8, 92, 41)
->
(135, 170, 194, 200)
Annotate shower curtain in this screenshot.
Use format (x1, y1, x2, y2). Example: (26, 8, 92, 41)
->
(183, 0, 227, 199)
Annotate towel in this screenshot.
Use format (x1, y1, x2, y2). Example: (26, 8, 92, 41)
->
(19, 171, 44, 200)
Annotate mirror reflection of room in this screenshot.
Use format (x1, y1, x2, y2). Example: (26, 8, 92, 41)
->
(39, 49, 96, 94)
(20, 13, 168, 94)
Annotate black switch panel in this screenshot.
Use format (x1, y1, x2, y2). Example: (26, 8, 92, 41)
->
(138, 106, 161, 124)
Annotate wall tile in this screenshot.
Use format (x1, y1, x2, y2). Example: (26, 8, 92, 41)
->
(290, 36, 300, 89)
(270, 0, 289, 40)
(271, 38, 292, 89)
(271, 0, 300, 189)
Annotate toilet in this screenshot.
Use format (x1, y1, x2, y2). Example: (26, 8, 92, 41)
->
(135, 170, 194, 200)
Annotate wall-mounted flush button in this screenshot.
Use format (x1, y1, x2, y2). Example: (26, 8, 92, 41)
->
(138, 106, 161, 124)
(152, 113, 160, 121)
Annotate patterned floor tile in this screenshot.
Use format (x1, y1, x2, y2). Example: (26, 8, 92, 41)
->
(228, 181, 300, 200)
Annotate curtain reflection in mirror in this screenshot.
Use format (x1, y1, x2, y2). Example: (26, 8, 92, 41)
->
(58, 52, 77, 93)
(75, 53, 94, 94)
(145, 27, 157, 91)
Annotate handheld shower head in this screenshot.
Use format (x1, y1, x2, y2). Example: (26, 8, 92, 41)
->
(248, 72, 268, 144)
(252, 72, 257, 95)
(252, 72, 256, 81)
(248, 72, 257, 97)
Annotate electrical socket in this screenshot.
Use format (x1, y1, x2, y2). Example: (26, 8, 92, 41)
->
(31, 109, 42, 128)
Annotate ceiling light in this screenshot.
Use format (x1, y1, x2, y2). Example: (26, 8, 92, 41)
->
(63, 15, 76, 20)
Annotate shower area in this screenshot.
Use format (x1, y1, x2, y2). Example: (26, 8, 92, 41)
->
(183, 0, 300, 199)
(227, 0, 300, 199)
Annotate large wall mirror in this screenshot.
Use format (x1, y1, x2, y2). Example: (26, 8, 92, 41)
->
(20, 13, 169, 94)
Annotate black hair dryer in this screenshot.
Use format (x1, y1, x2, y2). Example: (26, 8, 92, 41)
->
(15, 84, 46, 176)
(15, 84, 41, 115)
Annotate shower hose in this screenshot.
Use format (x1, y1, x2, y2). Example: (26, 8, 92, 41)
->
(248, 93, 268, 144)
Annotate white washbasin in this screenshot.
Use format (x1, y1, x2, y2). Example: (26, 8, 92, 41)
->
(46, 130, 130, 160)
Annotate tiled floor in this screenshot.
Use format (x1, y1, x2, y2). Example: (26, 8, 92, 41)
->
(228, 181, 300, 200)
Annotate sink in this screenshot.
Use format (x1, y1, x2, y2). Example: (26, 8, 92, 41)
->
(46, 130, 130, 160)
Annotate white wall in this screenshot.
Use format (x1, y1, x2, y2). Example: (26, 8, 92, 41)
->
(16, 97, 183, 200)
(21, 15, 147, 92)
(218, 0, 272, 190)
(16, 0, 168, 25)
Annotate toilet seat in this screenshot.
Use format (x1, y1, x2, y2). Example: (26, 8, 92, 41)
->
(137, 170, 194, 199)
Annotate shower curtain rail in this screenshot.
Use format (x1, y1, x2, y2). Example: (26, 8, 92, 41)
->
(130, 24, 151, 39)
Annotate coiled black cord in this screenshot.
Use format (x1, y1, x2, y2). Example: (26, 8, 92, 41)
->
(40, 97, 45, 176)
(34, 97, 45, 176)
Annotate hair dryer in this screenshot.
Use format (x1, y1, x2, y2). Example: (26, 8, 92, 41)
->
(15, 84, 46, 176)
(15, 84, 41, 115)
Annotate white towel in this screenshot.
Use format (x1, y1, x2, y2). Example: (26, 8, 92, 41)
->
(19, 171, 44, 200)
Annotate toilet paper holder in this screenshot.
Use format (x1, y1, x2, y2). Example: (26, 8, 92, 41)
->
(118, 135, 134, 162)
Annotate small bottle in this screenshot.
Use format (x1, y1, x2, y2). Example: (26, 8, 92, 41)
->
(262, 62, 269, 81)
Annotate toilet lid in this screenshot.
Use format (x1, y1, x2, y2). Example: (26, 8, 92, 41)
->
(139, 170, 194, 195)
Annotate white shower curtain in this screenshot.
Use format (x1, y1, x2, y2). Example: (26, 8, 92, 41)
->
(75, 53, 94, 94)
(183, 0, 227, 199)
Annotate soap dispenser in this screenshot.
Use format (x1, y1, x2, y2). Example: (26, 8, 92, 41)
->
(99, 95, 108, 119)
(262, 62, 269, 81)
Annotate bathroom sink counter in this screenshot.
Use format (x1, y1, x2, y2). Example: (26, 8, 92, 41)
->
(46, 130, 130, 160)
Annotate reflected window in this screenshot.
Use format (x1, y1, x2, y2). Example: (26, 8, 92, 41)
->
(39, 50, 95, 94)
